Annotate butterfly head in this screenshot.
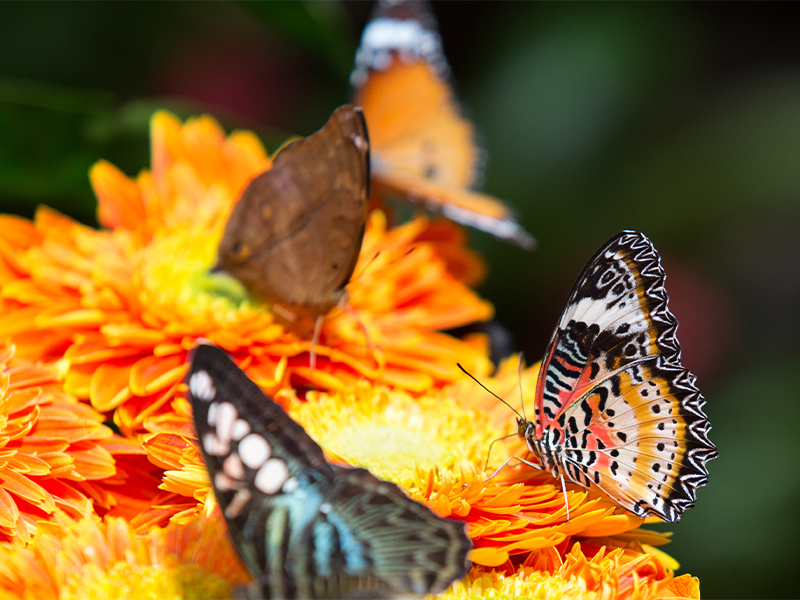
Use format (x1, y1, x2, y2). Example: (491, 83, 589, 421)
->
(517, 417, 538, 444)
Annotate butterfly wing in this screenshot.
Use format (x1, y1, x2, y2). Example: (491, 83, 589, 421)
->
(533, 232, 717, 521)
(216, 105, 370, 317)
(351, 0, 535, 249)
(188, 343, 336, 591)
(321, 466, 471, 598)
(188, 344, 471, 598)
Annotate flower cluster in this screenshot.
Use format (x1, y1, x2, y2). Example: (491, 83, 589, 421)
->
(0, 111, 704, 599)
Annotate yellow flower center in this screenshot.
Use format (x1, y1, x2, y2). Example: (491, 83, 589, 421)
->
(139, 226, 260, 327)
(325, 422, 455, 485)
(291, 383, 502, 489)
(59, 561, 233, 600)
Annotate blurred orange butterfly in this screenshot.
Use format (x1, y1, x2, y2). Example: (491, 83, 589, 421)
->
(351, 0, 536, 250)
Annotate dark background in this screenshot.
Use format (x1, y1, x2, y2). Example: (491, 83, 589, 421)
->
(1, 2, 798, 597)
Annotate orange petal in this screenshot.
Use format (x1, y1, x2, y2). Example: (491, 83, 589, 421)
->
(0, 470, 55, 513)
(63, 367, 93, 399)
(90, 362, 134, 412)
(150, 111, 184, 187)
(99, 436, 147, 456)
(0, 485, 19, 528)
(66, 446, 116, 480)
(224, 131, 271, 192)
(129, 355, 186, 397)
(181, 115, 228, 186)
(661, 574, 701, 599)
(65, 338, 145, 365)
(90, 160, 146, 231)
(142, 433, 195, 470)
(34, 308, 109, 329)
(469, 546, 509, 567)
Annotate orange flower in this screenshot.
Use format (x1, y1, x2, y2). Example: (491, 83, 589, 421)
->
(444, 543, 699, 599)
(0, 111, 492, 435)
(0, 345, 161, 545)
(0, 511, 251, 599)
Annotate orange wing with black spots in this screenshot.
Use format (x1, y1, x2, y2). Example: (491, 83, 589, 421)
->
(525, 231, 717, 522)
(351, 0, 535, 249)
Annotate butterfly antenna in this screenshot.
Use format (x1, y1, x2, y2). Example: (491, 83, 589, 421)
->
(457, 363, 523, 420)
(517, 352, 527, 422)
(348, 250, 382, 284)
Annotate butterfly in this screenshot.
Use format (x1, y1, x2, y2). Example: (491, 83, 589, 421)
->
(215, 104, 370, 322)
(491, 231, 717, 522)
(187, 343, 472, 599)
(351, 0, 536, 250)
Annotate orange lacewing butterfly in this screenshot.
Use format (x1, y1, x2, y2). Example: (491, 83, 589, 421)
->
(351, 0, 536, 250)
(482, 231, 717, 522)
(187, 343, 471, 598)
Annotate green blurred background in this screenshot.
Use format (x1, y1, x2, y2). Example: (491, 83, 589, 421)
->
(1, 2, 797, 597)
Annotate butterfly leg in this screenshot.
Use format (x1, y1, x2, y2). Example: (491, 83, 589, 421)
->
(559, 474, 571, 522)
(483, 433, 520, 471)
(484, 454, 543, 483)
(327, 290, 386, 375)
(344, 304, 385, 374)
(309, 315, 323, 371)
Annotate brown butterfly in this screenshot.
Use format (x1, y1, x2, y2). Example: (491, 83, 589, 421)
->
(351, 0, 535, 250)
(216, 105, 370, 323)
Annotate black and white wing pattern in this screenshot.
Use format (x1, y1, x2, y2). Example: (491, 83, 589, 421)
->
(523, 231, 717, 522)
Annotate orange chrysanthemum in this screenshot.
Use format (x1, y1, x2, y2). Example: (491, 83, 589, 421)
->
(0, 511, 251, 600)
(0, 344, 161, 545)
(445, 543, 699, 600)
(0, 110, 492, 436)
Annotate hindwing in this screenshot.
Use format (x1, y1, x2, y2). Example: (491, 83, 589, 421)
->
(532, 231, 717, 522)
(187, 344, 471, 598)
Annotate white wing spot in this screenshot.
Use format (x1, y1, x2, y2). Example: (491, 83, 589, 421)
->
(215, 402, 238, 446)
(207, 402, 218, 427)
(254, 458, 289, 495)
(282, 477, 300, 494)
(202, 432, 228, 456)
(319, 502, 332, 514)
(224, 488, 252, 519)
(239, 433, 271, 469)
(214, 471, 237, 492)
(223, 452, 245, 480)
(231, 418, 251, 441)
(190, 370, 216, 401)
(350, 133, 368, 153)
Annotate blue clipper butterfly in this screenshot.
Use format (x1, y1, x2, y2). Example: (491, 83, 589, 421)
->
(496, 231, 717, 522)
(187, 343, 471, 598)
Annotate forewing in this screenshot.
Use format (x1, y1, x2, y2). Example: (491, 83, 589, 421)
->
(216, 105, 370, 315)
(534, 231, 717, 521)
(187, 344, 336, 582)
(351, 0, 534, 249)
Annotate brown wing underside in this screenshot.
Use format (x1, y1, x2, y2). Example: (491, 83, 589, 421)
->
(217, 105, 370, 317)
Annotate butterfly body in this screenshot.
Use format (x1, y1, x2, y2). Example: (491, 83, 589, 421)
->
(517, 232, 717, 522)
(216, 105, 370, 319)
(188, 344, 471, 599)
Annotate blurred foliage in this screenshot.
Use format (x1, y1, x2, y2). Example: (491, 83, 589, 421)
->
(1, 2, 799, 597)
